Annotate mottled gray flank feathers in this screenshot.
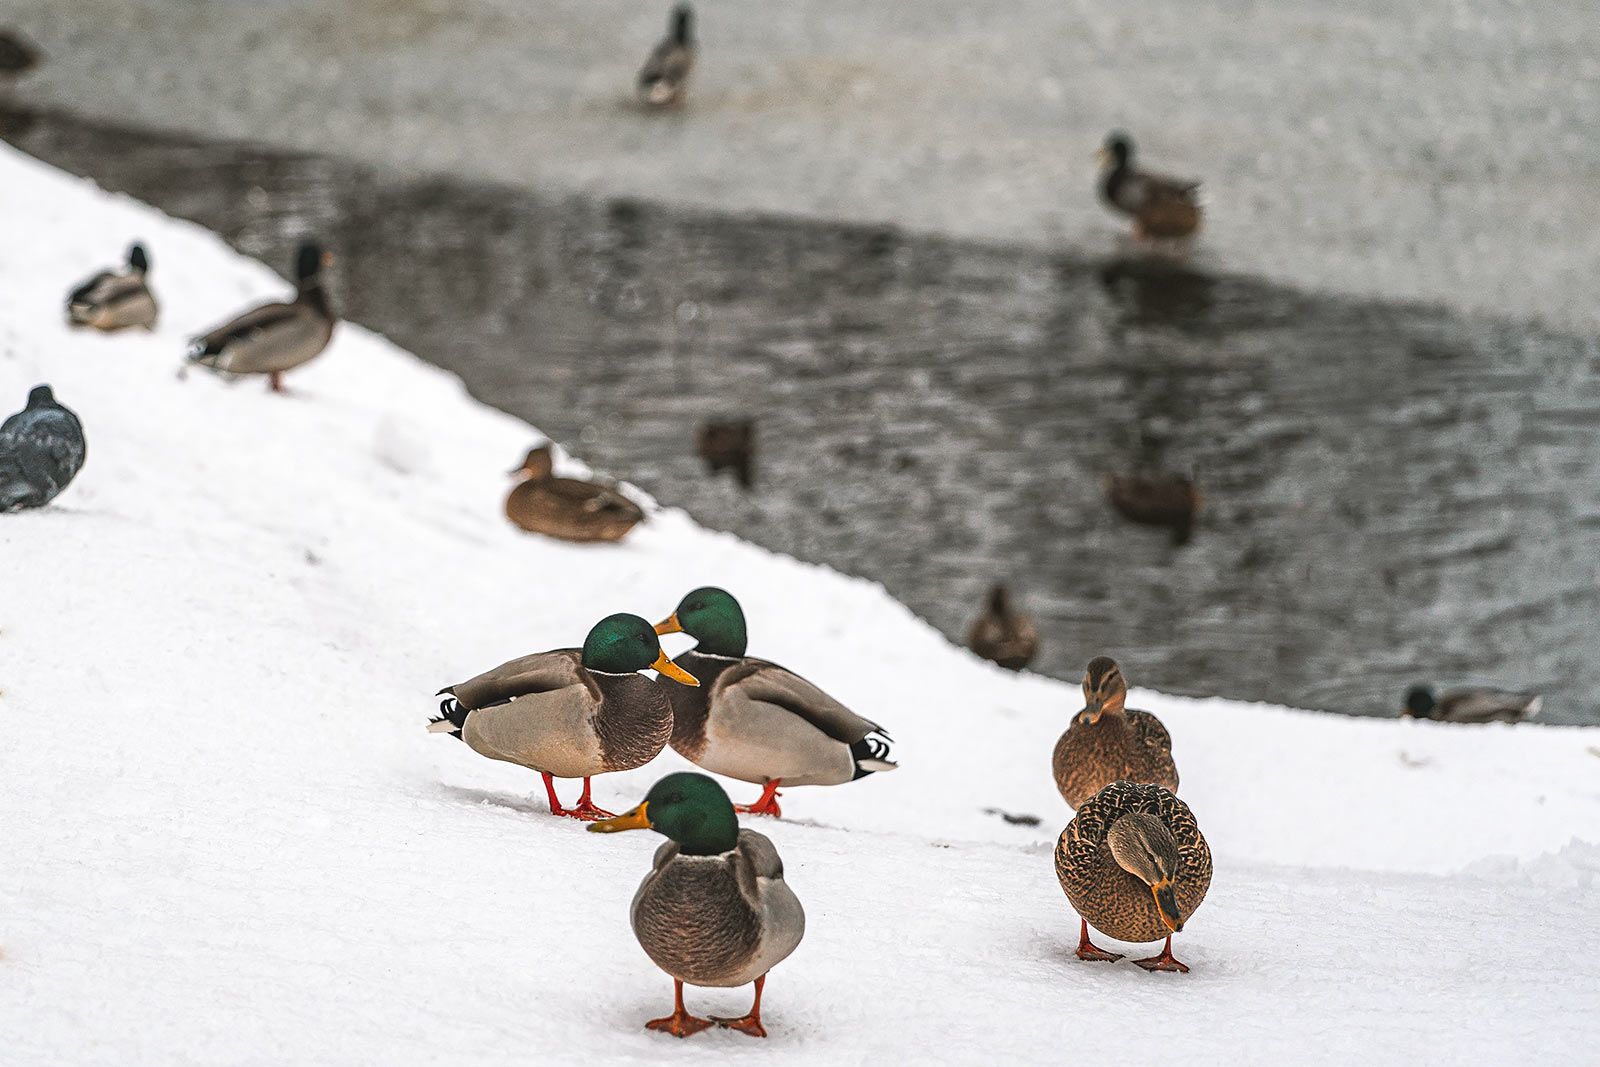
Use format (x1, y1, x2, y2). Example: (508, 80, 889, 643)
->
(0, 386, 86, 511)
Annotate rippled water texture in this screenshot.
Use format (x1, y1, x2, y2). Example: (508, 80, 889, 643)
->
(10, 108, 1598, 723)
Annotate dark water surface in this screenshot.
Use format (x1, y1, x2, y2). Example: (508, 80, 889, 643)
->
(10, 108, 1598, 724)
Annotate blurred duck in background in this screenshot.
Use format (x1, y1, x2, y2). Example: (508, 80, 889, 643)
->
(1402, 684, 1541, 724)
(504, 444, 645, 543)
(1106, 471, 1201, 546)
(67, 243, 157, 331)
(966, 583, 1039, 671)
(1097, 131, 1203, 242)
(187, 242, 334, 393)
(639, 4, 696, 108)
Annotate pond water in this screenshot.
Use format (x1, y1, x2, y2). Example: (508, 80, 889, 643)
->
(9, 106, 1597, 723)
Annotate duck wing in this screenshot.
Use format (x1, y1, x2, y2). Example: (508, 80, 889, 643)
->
(729, 660, 887, 745)
(640, 40, 692, 88)
(1438, 689, 1541, 723)
(442, 648, 588, 711)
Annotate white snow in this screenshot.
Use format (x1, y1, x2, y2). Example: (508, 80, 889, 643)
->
(2, 144, 1596, 1064)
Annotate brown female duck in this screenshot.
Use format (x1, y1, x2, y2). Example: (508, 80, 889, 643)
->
(1056, 780, 1212, 972)
(966, 583, 1039, 670)
(504, 444, 645, 543)
(1053, 657, 1178, 809)
(1106, 471, 1201, 545)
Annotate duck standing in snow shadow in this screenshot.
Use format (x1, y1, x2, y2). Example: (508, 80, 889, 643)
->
(652, 587, 896, 817)
(504, 444, 645, 543)
(187, 242, 334, 393)
(0, 385, 85, 511)
(66, 243, 157, 331)
(1097, 131, 1203, 243)
(429, 614, 698, 820)
(1056, 780, 1212, 973)
(591, 772, 804, 1038)
(638, 3, 695, 108)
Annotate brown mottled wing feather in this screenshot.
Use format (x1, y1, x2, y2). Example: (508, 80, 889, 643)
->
(1129, 708, 1178, 791)
(545, 477, 643, 518)
(728, 661, 884, 745)
(446, 648, 589, 710)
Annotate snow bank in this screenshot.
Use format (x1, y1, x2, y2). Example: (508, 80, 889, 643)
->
(1, 144, 1595, 1064)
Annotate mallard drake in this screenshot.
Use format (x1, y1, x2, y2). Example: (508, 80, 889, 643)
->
(67, 243, 157, 331)
(1105, 472, 1200, 545)
(1097, 131, 1203, 241)
(1056, 779, 1211, 972)
(653, 587, 896, 817)
(504, 445, 645, 543)
(1053, 657, 1177, 809)
(1, 385, 86, 512)
(966, 583, 1039, 671)
(428, 614, 699, 820)
(638, 4, 695, 108)
(1402, 685, 1541, 724)
(187, 242, 334, 393)
(590, 772, 804, 1038)
(695, 418, 755, 489)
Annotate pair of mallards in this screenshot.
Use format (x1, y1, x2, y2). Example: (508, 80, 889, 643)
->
(428, 589, 895, 821)
(1051, 656, 1209, 972)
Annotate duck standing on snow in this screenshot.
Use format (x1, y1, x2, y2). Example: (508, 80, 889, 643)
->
(1, 385, 86, 512)
(187, 242, 334, 393)
(66, 243, 158, 331)
(1053, 657, 1178, 809)
(1056, 780, 1211, 972)
(638, 4, 695, 108)
(1106, 471, 1201, 545)
(966, 583, 1039, 670)
(1097, 131, 1203, 241)
(429, 614, 699, 820)
(504, 444, 645, 543)
(590, 772, 804, 1038)
(1402, 684, 1541, 724)
(652, 587, 896, 817)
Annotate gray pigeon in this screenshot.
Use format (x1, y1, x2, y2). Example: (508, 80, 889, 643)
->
(0, 385, 87, 511)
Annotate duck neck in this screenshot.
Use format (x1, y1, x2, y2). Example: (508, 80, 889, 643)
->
(298, 278, 333, 318)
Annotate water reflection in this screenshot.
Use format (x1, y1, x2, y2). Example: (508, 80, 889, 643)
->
(9, 106, 1596, 723)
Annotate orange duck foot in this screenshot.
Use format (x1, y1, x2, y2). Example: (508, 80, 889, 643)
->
(712, 1014, 767, 1038)
(646, 1011, 715, 1039)
(734, 780, 783, 817)
(1076, 919, 1124, 962)
(1133, 935, 1189, 973)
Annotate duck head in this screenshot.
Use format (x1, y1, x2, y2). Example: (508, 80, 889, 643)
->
(1107, 811, 1184, 932)
(654, 586, 748, 657)
(581, 612, 699, 685)
(294, 242, 333, 285)
(1080, 656, 1127, 724)
(1097, 131, 1133, 169)
(589, 771, 739, 855)
(1402, 685, 1437, 719)
(510, 444, 556, 480)
(671, 3, 694, 44)
(128, 243, 150, 274)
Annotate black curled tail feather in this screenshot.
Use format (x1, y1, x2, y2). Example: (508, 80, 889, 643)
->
(427, 693, 471, 738)
(850, 731, 897, 780)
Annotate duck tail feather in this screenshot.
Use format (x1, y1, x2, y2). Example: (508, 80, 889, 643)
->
(850, 733, 898, 779)
(427, 695, 471, 737)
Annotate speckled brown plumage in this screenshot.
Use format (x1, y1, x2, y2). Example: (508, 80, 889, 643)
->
(1055, 781, 1211, 944)
(1053, 706, 1177, 809)
(591, 671, 676, 772)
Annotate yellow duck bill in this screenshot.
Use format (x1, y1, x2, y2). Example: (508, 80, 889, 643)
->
(651, 649, 699, 686)
(588, 802, 652, 834)
(653, 613, 683, 636)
